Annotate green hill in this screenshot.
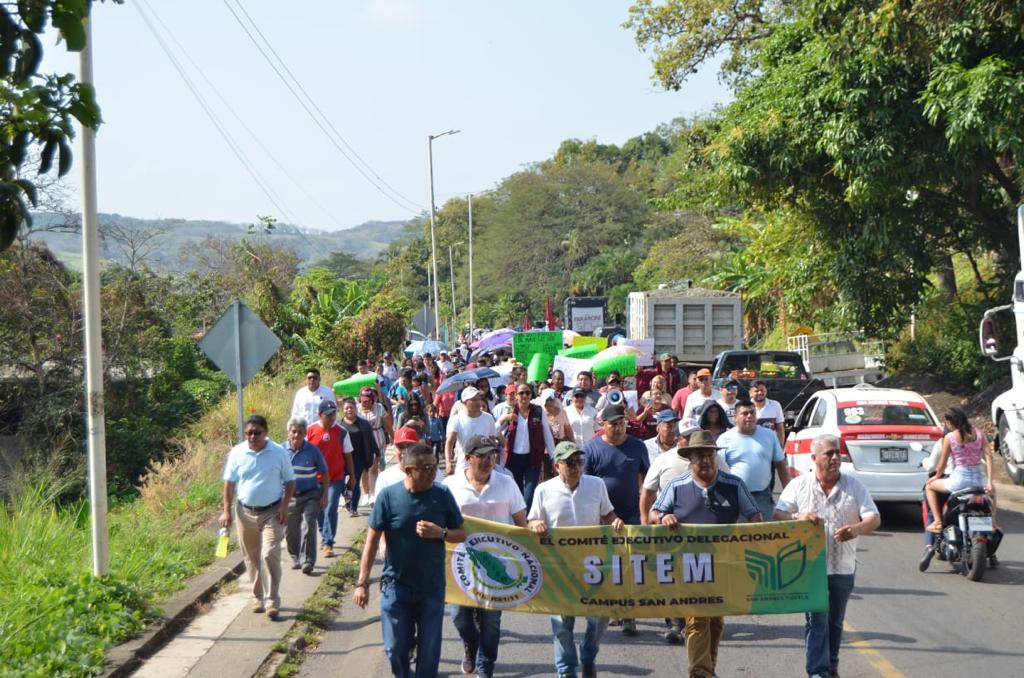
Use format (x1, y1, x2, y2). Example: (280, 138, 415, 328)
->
(27, 212, 414, 271)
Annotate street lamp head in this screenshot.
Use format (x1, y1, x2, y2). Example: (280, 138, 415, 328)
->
(430, 129, 462, 140)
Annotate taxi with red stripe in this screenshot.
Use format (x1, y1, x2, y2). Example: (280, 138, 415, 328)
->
(784, 384, 943, 501)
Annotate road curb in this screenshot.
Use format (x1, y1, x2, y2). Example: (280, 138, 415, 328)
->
(102, 553, 246, 678)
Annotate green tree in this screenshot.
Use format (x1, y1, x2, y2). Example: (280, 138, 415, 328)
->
(1, 1, 121, 251)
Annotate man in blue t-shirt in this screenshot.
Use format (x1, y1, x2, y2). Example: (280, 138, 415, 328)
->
(716, 399, 791, 519)
(582, 403, 650, 637)
(353, 443, 465, 678)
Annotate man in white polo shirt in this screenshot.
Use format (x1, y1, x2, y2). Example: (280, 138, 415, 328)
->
(445, 387, 499, 476)
(774, 434, 879, 678)
(528, 441, 623, 678)
(444, 435, 527, 678)
(290, 367, 336, 426)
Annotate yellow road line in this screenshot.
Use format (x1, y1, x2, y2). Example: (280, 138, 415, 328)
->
(844, 621, 906, 678)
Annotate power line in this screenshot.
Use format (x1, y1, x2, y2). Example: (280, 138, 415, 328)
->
(221, 0, 425, 215)
(140, 0, 346, 234)
(228, 0, 426, 213)
(134, 1, 306, 233)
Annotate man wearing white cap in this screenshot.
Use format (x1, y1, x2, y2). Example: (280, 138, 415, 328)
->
(445, 386, 499, 476)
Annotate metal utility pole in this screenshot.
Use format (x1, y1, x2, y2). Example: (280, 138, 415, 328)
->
(427, 129, 460, 339)
(449, 241, 464, 340)
(79, 16, 109, 577)
(468, 194, 474, 341)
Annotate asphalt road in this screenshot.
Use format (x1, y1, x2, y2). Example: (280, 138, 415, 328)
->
(296, 501, 1023, 678)
(435, 503, 1024, 678)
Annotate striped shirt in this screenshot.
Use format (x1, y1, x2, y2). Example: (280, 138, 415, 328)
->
(285, 440, 328, 495)
(653, 470, 759, 524)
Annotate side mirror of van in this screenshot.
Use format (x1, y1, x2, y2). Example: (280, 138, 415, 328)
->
(980, 317, 999, 357)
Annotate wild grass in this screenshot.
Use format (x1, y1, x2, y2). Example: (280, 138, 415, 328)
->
(0, 373, 299, 676)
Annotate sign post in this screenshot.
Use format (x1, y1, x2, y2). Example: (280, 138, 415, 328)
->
(200, 300, 281, 441)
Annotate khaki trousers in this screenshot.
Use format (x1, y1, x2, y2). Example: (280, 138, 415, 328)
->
(685, 616, 724, 677)
(236, 502, 284, 606)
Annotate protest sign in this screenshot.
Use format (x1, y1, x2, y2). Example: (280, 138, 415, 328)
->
(571, 335, 608, 351)
(593, 354, 637, 379)
(513, 331, 563, 364)
(527, 353, 553, 383)
(551, 356, 594, 386)
(558, 344, 599, 360)
(616, 337, 656, 366)
(445, 517, 827, 618)
(333, 372, 378, 397)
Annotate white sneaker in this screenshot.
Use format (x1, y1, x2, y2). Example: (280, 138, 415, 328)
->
(359, 493, 370, 507)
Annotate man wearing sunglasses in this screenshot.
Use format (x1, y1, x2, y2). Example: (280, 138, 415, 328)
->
(353, 442, 466, 678)
(444, 435, 528, 678)
(681, 368, 716, 428)
(649, 430, 762, 678)
(290, 367, 337, 426)
(220, 415, 296, 620)
(529, 441, 623, 678)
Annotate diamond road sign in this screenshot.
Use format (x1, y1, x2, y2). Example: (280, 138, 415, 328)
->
(199, 300, 281, 387)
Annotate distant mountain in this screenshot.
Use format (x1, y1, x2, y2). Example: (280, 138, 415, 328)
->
(27, 212, 416, 271)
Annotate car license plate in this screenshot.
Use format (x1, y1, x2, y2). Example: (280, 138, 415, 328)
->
(879, 447, 908, 463)
(967, 516, 993, 532)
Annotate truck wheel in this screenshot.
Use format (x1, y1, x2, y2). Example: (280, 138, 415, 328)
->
(999, 414, 1024, 486)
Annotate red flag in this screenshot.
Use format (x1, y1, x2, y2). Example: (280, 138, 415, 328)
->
(545, 297, 557, 330)
(522, 311, 531, 331)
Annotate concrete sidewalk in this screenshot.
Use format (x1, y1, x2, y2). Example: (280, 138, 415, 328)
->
(130, 509, 368, 678)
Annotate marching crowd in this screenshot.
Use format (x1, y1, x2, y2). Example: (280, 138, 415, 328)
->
(220, 346, 879, 678)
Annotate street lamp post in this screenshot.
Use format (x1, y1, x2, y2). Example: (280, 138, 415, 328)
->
(449, 240, 464, 340)
(427, 129, 460, 340)
(468, 194, 474, 341)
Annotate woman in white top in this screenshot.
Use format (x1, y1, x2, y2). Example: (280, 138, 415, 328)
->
(357, 387, 393, 503)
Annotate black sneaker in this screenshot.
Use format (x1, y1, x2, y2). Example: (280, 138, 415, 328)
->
(461, 644, 477, 674)
(621, 619, 637, 636)
(918, 546, 935, 572)
(663, 625, 683, 644)
(582, 663, 597, 678)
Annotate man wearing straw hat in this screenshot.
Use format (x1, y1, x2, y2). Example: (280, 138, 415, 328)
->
(649, 430, 762, 678)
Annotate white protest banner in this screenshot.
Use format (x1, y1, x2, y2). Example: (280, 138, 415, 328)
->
(616, 337, 656, 366)
(551, 355, 593, 387)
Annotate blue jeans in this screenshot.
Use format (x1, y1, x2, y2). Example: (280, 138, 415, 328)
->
(348, 456, 369, 512)
(380, 580, 445, 678)
(506, 453, 541, 511)
(805, 573, 855, 677)
(449, 605, 502, 675)
(320, 479, 346, 546)
(751, 488, 775, 521)
(550, 615, 608, 676)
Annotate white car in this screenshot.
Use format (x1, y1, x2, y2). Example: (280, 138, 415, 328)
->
(784, 385, 944, 502)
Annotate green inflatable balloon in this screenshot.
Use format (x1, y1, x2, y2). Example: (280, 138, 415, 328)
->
(592, 354, 637, 379)
(333, 372, 378, 397)
(557, 344, 598, 359)
(527, 353, 553, 383)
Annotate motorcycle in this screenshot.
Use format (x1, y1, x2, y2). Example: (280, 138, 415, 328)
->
(919, 486, 999, 581)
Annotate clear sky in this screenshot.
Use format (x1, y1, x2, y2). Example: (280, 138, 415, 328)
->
(43, 0, 729, 231)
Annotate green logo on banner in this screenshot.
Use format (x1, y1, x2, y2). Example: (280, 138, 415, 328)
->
(745, 540, 807, 590)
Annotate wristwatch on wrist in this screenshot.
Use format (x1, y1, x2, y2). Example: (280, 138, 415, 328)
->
(441, 527, 448, 541)
(355, 582, 369, 590)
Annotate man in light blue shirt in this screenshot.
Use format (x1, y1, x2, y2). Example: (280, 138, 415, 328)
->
(716, 399, 790, 519)
(220, 414, 296, 619)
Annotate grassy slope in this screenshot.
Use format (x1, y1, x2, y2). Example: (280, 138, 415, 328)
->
(0, 375, 295, 677)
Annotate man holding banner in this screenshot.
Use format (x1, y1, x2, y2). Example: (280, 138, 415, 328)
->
(528, 441, 623, 678)
(444, 435, 528, 678)
(583, 404, 649, 637)
(650, 431, 762, 678)
(774, 434, 880, 678)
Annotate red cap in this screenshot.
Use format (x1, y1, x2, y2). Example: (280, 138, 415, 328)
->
(505, 383, 517, 394)
(394, 427, 420, 445)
